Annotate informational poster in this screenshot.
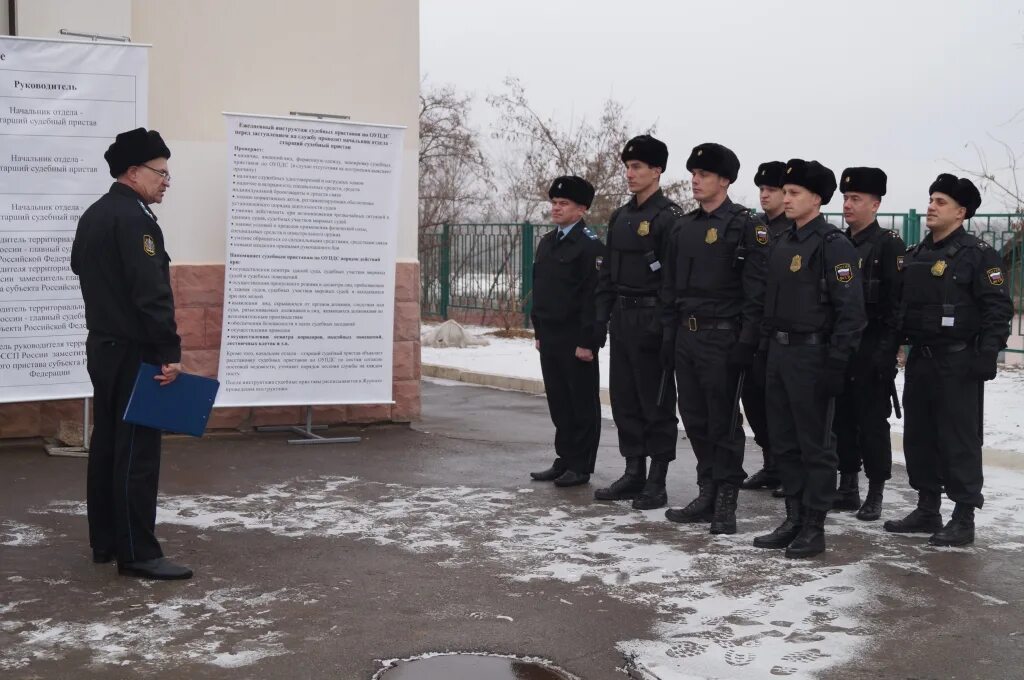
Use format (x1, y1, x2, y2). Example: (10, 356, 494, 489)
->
(217, 113, 405, 407)
(0, 36, 149, 403)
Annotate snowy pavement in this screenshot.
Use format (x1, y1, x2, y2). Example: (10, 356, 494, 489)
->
(422, 322, 1024, 458)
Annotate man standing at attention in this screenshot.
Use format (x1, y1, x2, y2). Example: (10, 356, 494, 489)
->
(71, 128, 191, 580)
(831, 167, 905, 520)
(753, 159, 866, 558)
(529, 176, 605, 487)
(660, 143, 770, 534)
(885, 174, 1012, 546)
(593, 135, 684, 510)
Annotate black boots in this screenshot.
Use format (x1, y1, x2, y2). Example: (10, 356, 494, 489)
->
(666, 481, 716, 523)
(710, 483, 739, 535)
(856, 480, 885, 521)
(753, 496, 802, 548)
(118, 557, 193, 580)
(594, 457, 647, 501)
(832, 471, 862, 511)
(553, 470, 590, 487)
(928, 503, 976, 547)
(740, 451, 780, 490)
(883, 490, 943, 533)
(632, 459, 669, 510)
(785, 509, 827, 558)
(530, 461, 565, 482)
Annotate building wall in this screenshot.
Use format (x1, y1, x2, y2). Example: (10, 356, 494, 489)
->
(0, 0, 421, 440)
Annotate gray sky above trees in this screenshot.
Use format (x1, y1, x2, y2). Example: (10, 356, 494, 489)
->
(421, 0, 1024, 215)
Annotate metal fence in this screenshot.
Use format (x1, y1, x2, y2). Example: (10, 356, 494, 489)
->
(419, 213, 1024, 349)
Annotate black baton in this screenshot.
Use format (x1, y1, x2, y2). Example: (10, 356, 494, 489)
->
(978, 381, 984, 444)
(823, 397, 836, 449)
(731, 370, 746, 442)
(889, 379, 902, 420)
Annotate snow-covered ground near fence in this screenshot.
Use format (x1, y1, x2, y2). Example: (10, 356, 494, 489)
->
(421, 322, 1024, 457)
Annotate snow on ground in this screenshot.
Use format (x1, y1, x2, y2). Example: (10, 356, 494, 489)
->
(422, 322, 1024, 456)
(14, 469, 1024, 679)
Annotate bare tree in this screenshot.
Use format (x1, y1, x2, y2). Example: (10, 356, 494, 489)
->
(950, 133, 1024, 214)
(486, 77, 695, 226)
(418, 79, 492, 231)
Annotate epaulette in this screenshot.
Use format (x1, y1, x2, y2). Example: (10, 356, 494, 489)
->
(583, 226, 599, 240)
(824, 230, 845, 243)
(668, 204, 685, 218)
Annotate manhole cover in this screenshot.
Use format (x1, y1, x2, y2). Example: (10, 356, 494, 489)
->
(376, 653, 576, 679)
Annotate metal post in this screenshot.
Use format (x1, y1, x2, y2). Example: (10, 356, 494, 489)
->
(521, 221, 534, 328)
(906, 209, 920, 245)
(255, 405, 361, 445)
(439, 223, 451, 319)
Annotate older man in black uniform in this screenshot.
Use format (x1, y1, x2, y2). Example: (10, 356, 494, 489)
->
(884, 174, 1012, 546)
(831, 167, 905, 520)
(660, 143, 770, 534)
(740, 161, 791, 493)
(593, 135, 683, 510)
(753, 159, 866, 558)
(70, 128, 191, 580)
(529, 176, 605, 487)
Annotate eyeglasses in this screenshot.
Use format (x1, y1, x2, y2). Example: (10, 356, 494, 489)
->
(141, 164, 171, 182)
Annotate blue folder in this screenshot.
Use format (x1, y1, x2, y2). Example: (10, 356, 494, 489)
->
(123, 363, 220, 437)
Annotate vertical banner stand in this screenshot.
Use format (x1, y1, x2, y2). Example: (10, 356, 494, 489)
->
(45, 398, 91, 458)
(256, 406, 361, 445)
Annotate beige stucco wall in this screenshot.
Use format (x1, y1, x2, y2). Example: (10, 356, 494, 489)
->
(9, 0, 420, 264)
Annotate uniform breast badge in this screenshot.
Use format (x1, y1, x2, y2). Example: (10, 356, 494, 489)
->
(790, 254, 802, 272)
(637, 221, 650, 237)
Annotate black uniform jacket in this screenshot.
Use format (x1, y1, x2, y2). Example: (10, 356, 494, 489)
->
(531, 220, 606, 350)
(70, 182, 181, 363)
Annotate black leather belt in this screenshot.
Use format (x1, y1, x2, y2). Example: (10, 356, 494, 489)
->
(617, 295, 658, 309)
(913, 342, 969, 358)
(773, 331, 826, 345)
(684, 316, 739, 332)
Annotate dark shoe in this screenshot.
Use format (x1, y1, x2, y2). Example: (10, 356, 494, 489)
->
(710, 483, 739, 535)
(928, 503, 976, 547)
(786, 509, 827, 558)
(883, 491, 943, 533)
(632, 459, 669, 510)
(665, 480, 715, 523)
(530, 461, 565, 482)
(740, 467, 781, 490)
(118, 557, 193, 580)
(553, 470, 590, 487)
(832, 471, 862, 511)
(772, 486, 786, 498)
(856, 480, 885, 521)
(92, 549, 114, 564)
(594, 457, 647, 500)
(753, 497, 802, 549)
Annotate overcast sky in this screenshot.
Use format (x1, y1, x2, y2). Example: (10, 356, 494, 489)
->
(421, 0, 1024, 215)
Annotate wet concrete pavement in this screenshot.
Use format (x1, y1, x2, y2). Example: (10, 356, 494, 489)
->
(1, 380, 1023, 679)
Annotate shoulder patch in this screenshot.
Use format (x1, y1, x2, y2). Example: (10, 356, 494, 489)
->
(754, 224, 769, 245)
(896, 255, 905, 271)
(987, 267, 1005, 286)
(835, 262, 854, 282)
(143, 234, 156, 256)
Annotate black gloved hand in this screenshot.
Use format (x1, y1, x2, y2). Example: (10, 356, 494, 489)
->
(817, 357, 848, 398)
(728, 342, 757, 369)
(970, 351, 998, 381)
(659, 331, 676, 370)
(593, 321, 609, 349)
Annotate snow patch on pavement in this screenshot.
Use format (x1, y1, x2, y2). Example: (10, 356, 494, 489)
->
(0, 520, 49, 547)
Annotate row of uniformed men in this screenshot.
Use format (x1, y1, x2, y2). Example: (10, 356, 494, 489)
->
(529, 135, 1013, 558)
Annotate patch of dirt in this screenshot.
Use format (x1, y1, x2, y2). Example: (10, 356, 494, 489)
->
(485, 329, 535, 339)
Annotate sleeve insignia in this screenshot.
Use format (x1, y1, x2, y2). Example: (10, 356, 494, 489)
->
(987, 267, 1005, 286)
(595, 255, 604, 271)
(835, 262, 854, 282)
(896, 255, 904, 271)
(755, 225, 769, 245)
(143, 234, 156, 256)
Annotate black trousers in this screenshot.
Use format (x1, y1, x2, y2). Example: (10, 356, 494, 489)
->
(608, 306, 677, 461)
(766, 341, 838, 511)
(834, 339, 893, 481)
(539, 341, 601, 474)
(674, 328, 746, 486)
(86, 334, 163, 563)
(903, 348, 984, 508)
(740, 353, 774, 473)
